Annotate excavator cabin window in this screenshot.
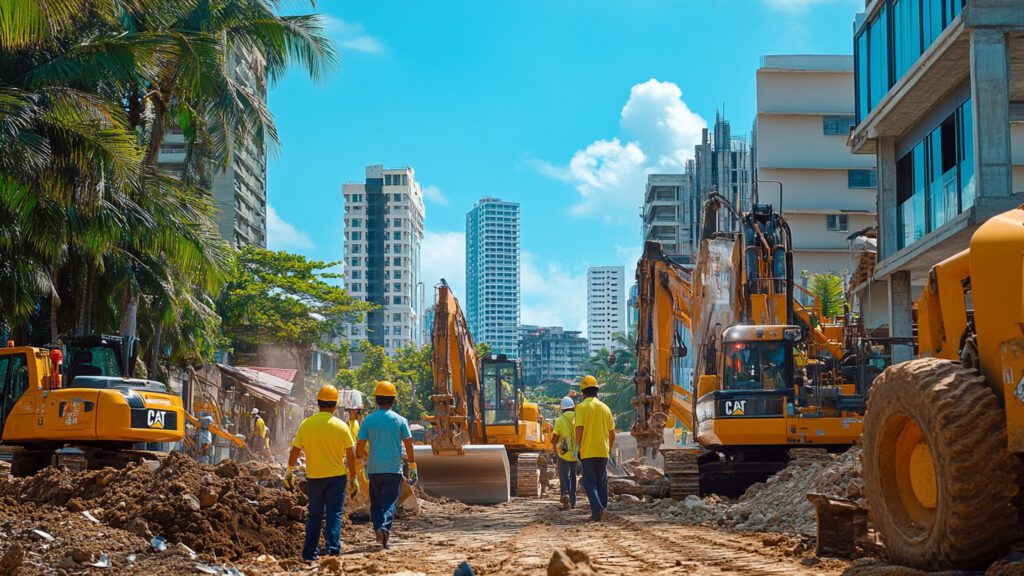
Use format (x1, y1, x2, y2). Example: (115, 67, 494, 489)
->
(482, 360, 520, 426)
(0, 352, 29, 434)
(723, 342, 791, 392)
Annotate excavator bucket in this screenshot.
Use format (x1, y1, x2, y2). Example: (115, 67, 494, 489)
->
(413, 444, 510, 504)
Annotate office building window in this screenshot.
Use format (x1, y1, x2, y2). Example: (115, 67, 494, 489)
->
(823, 115, 855, 135)
(827, 215, 849, 232)
(848, 169, 878, 188)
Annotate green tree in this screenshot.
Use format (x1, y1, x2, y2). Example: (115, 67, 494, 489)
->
(582, 327, 638, 430)
(219, 247, 372, 398)
(334, 340, 423, 420)
(809, 272, 846, 320)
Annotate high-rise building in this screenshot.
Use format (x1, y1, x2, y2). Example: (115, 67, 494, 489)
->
(849, 1, 1024, 363)
(466, 197, 521, 356)
(756, 55, 878, 280)
(157, 48, 268, 248)
(627, 283, 639, 331)
(692, 113, 754, 239)
(342, 165, 425, 356)
(518, 326, 588, 385)
(587, 266, 626, 354)
(642, 174, 696, 263)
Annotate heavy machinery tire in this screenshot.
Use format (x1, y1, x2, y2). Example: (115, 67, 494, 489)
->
(863, 358, 1020, 570)
(515, 452, 540, 498)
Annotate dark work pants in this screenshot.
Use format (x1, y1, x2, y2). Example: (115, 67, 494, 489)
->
(369, 473, 404, 533)
(303, 475, 347, 561)
(557, 458, 579, 508)
(580, 457, 608, 519)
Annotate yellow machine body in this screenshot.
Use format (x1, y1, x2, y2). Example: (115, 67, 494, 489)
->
(0, 345, 184, 446)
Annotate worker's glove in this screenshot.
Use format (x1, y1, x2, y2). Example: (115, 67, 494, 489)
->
(283, 466, 295, 490)
(348, 475, 360, 498)
(407, 463, 418, 486)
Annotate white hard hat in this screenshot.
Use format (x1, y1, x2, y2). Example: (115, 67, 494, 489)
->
(339, 389, 364, 411)
(251, 408, 259, 415)
(560, 396, 575, 411)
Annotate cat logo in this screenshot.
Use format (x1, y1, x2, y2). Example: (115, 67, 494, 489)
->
(147, 410, 167, 429)
(724, 400, 746, 416)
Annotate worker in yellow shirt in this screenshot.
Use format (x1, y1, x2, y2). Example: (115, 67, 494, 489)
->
(551, 396, 578, 510)
(574, 375, 615, 522)
(284, 385, 359, 562)
(250, 408, 271, 461)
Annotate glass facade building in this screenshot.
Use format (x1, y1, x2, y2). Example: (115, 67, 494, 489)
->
(855, 0, 966, 122)
(466, 197, 521, 357)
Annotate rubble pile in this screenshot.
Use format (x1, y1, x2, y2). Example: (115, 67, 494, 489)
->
(0, 452, 306, 561)
(608, 458, 669, 499)
(618, 447, 864, 537)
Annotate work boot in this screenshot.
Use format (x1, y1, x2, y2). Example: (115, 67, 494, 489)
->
(381, 529, 390, 549)
(375, 529, 384, 546)
(560, 495, 570, 511)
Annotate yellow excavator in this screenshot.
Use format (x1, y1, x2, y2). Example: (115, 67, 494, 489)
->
(0, 335, 184, 475)
(861, 205, 1024, 570)
(415, 280, 553, 504)
(633, 195, 871, 497)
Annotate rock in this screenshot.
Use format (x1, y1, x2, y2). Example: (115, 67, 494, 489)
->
(124, 517, 152, 540)
(988, 553, 1024, 576)
(619, 494, 641, 503)
(288, 506, 305, 520)
(198, 486, 219, 509)
(68, 548, 95, 564)
(57, 556, 76, 570)
(800, 557, 821, 567)
(0, 543, 25, 576)
(181, 493, 201, 511)
(683, 495, 708, 511)
(65, 499, 84, 513)
(547, 548, 597, 576)
(319, 556, 342, 573)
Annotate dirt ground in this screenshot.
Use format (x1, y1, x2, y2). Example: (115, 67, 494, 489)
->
(323, 493, 848, 576)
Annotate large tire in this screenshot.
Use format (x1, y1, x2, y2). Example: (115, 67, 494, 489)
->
(863, 358, 1020, 569)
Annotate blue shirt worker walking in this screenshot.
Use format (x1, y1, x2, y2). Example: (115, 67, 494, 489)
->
(285, 385, 359, 562)
(356, 381, 417, 550)
(574, 375, 616, 522)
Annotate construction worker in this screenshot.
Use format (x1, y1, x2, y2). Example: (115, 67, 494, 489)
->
(250, 408, 271, 460)
(551, 396, 578, 510)
(574, 375, 615, 522)
(196, 416, 214, 464)
(285, 384, 359, 562)
(356, 381, 416, 550)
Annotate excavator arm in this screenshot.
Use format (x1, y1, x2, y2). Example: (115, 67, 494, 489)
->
(429, 280, 483, 456)
(632, 241, 695, 452)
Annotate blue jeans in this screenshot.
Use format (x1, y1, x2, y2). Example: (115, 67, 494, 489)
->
(580, 457, 608, 519)
(303, 475, 347, 561)
(369, 473, 404, 533)
(557, 458, 578, 508)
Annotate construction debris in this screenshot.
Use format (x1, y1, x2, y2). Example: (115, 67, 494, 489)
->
(547, 548, 599, 576)
(615, 446, 865, 537)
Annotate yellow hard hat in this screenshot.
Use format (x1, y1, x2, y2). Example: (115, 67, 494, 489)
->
(373, 380, 397, 397)
(316, 384, 340, 403)
(580, 375, 598, 390)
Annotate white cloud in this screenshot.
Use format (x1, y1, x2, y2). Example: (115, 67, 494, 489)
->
(266, 205, 314, 251)
(421, 231, 466, 298)
(761, 0, 859, 12)
(422, 185, 449, 206)
(537, 79, 707, 219)
(321, 15, 384, 54)
(521, 252, 588, 335)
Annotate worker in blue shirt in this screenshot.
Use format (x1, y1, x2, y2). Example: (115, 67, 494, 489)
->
(356, 381, 417, 549)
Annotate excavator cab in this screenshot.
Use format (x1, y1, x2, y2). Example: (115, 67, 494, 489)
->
(703, 325, 799, 421)
(481, 354, 521, 425)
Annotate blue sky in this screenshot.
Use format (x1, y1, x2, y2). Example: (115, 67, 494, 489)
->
(266, 0, 863, 334)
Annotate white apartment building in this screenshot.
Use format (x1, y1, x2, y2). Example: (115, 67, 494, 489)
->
(342, 165, 425, 356)
(756, 55, 878, 280)
(466, 197, 521, 357)
(587, 266, 626, 354)
(157, 48, 268, 248)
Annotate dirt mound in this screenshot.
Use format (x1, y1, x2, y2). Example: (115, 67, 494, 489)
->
(0, 452, 305, 561)
(617, 446, 864, 537)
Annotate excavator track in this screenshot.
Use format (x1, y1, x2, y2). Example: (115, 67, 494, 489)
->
(514, 452, 541, 498)
(661, 448, 700, 499)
